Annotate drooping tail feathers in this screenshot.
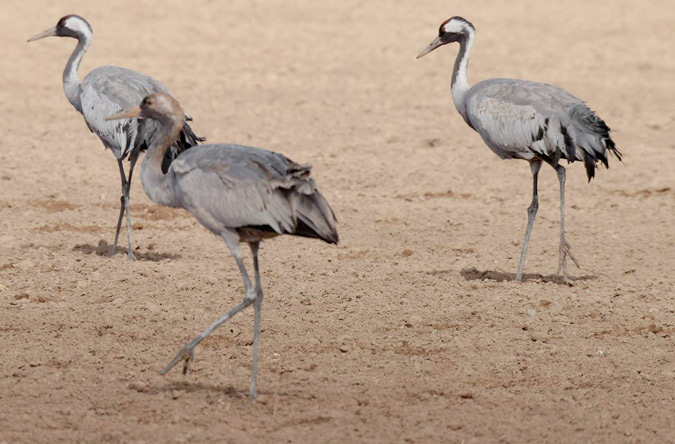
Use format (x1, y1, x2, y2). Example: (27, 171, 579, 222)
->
(547, 104, 622, 181)
(294, 188, 339, 244)
(283, 163, 339, 244)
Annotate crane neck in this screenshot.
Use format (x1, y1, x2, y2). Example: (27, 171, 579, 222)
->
(63, 36, 90, 113)
(141, 114, 185, 208)
(451, 30, 474, 122)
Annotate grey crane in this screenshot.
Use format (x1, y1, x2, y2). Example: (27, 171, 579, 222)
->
(107, 92, 338, 400)
(417, 17, 621, 281)
(28, 14, 203, 260)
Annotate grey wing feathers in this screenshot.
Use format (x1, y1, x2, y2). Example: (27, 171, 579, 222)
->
(466, 79, 621, 180)
(79, 65, 202, 162)
(171, 145, 338, 243)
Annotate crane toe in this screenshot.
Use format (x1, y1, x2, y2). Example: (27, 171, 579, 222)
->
(159, 342, 197, 376)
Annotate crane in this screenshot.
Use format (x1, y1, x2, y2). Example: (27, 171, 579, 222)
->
(28, 14, 203, 260)
(107, 92, 338, 400)
(417, 16, 621, 281)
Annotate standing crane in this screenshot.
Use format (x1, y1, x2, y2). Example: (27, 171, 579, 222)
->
(28, 15, 203, 260)
(107, 92, 338, 400)
(417, 17, 621, 281)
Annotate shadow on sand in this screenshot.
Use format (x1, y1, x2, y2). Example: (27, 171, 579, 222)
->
(148, 380, 245, 397)
(460, 266, 597, 285)
(72, 240, 181, 262)
(148, 379, 313, 402)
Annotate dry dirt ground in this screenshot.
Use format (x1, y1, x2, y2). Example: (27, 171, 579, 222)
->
(1, 1, 674, 443)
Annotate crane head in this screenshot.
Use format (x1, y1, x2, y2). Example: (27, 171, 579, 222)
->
(106, 92, 185, 127)
(416, 16, 475, 59)
(27, 14, 93, 43)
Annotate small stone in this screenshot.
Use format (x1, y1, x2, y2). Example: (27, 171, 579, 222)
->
(439, 330, 453, 343)
(529, 332, 549, 343)
(339, 345, 349, 353)
(405, 315, 424, 327)
(459, 391, 474, 399)
(128, 381, 147, 392)
(112, 298, 124, 305)
(76, 280, 88, 289)
(526, 309, 537, 317)
(400, 249, 414, 257)
(14, 259, 35, 270)
(172, 390, 181, 400)
(596, 349, 606, 357)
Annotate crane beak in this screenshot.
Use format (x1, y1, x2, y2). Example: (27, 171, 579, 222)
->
(27, 26, 58, 42)
(416, 36, 444, 59)
(106, 106, 142, 121)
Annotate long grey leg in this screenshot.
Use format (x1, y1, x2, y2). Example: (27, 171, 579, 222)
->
(112, 159, 128, 256)
(159, 232, 259, 393)
(555, 165, 580, 278)
(249, 242, 263, 400)
(515, 160, 542, 281)
(123, 153, 140, 261)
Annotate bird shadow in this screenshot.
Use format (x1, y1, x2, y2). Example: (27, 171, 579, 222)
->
(149, 380, 245, 397)
(72, 240, 181, 262)
(460, 267, 597, 285)
(149, 379, 312, 401)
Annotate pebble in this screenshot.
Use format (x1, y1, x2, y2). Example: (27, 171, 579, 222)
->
(339, 345, 349, 353)
(529, 332, 550, 343)
(438, 330, 453, 343)
(13, 259, 35, 270)
(526, 309, 537, 317)
(407, 315, 424, 326)
(128, 381, 148, 392)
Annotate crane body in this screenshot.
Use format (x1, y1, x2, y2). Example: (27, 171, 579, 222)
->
(418, 17, 621, 281)
(108, 92, 338, 400)
(29, 15, 203, 260)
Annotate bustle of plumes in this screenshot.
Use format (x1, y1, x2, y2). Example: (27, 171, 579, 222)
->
(534, 105, 621, 181)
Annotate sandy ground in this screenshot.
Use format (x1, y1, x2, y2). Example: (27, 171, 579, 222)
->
(1, 0, 674, 443)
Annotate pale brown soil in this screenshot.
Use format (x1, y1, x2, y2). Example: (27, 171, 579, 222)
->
(1, 1, 675, 443)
